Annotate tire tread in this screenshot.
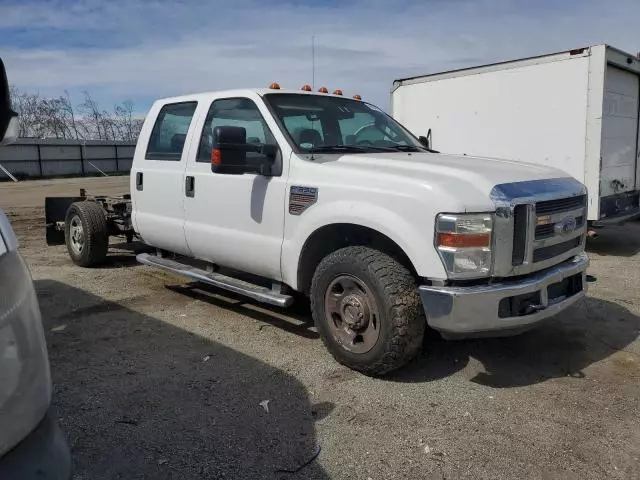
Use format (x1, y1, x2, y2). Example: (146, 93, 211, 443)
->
(64, 201, 109, 267)
(310, 246, 425, 375)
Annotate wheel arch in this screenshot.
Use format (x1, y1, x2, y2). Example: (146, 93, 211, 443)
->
(295, 223, 418, 295)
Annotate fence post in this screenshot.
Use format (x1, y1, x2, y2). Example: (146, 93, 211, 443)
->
(36, 143, 43, 177)
(79, 143, 85, 176)
(115, 144, 119, 172)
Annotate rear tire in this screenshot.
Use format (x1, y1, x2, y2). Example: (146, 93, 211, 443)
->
(310, 246, 425, 376)
(64, 201, 109, 267)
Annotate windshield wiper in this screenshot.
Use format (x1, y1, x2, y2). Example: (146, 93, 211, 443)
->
(306, 144, 436, 154)
(307, 145, 372, 153)
(386, 145, 422, 152)
(384, 144, 440, 153)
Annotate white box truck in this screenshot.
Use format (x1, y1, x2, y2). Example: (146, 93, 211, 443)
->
(392, 45, 640, 225)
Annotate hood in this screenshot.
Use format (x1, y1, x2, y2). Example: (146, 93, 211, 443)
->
(307, 151, 578, 212)
(327, 151, 571, 196)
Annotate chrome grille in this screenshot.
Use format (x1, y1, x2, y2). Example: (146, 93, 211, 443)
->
(533, 237, 582, 262)
(491, 178, 587, 278)
(511, 205, 528, 265)
(535, 215, 584, 239)
(535, 195, 586, 215)
(527, 194, 586, 269)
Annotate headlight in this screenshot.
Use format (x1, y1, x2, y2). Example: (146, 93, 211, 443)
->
(0, 231, 51, 457)
(435, 213, 493, 279)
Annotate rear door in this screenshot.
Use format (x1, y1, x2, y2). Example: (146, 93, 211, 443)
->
(131, 101, 198, 255)
(601, 65, 640, 197)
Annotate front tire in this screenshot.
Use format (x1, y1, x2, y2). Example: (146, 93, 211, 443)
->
(310, 246, 425, 376)
(64, 201, 109, 267)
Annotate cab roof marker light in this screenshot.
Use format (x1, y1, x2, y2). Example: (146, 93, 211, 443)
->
(318, 87, 328, 93)
(269, 82, 281, 90)
(301, 84, 312, 91)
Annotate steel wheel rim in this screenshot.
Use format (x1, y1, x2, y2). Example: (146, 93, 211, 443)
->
(324, 274, 380, 354)
(69, 215, 85, 255)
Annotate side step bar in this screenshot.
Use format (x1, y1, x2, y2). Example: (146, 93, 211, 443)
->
(136, 253, 293, 307)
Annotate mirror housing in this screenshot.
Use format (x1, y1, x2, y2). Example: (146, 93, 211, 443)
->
(418, 128, 439, 153)
(0, 116, 19, 146)
(211, 125, 277, 175)
(0, 58, 18, 146)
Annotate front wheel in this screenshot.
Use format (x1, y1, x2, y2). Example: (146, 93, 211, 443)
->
(64, 201, 109, 267)
(310, 246, 425, 376)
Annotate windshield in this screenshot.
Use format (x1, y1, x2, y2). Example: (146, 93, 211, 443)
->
(263, 93, 424, 153)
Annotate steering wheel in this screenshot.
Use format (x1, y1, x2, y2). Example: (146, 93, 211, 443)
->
(353, 123, 380, 146)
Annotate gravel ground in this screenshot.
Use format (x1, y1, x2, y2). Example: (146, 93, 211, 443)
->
(1, 176, 639, 480)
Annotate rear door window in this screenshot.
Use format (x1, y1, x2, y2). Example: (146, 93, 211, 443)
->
(146, 102, 198, 161)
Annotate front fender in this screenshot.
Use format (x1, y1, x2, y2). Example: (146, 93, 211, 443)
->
(281, 200, 446, 289)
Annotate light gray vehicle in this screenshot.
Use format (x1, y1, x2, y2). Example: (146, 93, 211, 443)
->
(0, 58, 71, 479)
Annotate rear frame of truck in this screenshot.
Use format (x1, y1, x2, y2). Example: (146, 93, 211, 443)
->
(391, 44, 640, 225)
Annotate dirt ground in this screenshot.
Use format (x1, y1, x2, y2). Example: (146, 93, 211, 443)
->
(1, 176, 639, 480)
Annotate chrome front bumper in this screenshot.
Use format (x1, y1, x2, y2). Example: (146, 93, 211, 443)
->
(419, 253, 589, 337)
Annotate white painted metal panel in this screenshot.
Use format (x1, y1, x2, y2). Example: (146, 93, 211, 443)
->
(183, 92, 290, 281)
(130, 100, 202, 255)
(600, 65, 639, 196)
(582, 45, 607, 220)
(638, 108, 640, 190)
(393, 55, 590, 186)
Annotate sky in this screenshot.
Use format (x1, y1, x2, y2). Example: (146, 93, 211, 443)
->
(1, 0, 639, 115)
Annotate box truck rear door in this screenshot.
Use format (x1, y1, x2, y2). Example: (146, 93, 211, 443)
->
(600, 65, 639, 197)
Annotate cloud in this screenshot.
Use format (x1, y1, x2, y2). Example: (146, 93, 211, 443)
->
(1, 0, 639, 113)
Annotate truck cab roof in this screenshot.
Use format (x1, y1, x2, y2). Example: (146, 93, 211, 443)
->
(154, 88, 357, 105)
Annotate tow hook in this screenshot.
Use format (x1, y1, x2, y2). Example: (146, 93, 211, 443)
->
(586, 275, 597, 283)
(523, 303, 546, 315)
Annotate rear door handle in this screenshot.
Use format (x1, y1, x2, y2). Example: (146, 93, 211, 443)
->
(185, 175, 195, 197)
(136, 172, 143, 191)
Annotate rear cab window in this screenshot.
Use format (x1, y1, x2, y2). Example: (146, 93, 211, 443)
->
(146, 102, 198, 161)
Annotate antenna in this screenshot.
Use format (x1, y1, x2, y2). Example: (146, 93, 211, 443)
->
(312, 35, 315, 89)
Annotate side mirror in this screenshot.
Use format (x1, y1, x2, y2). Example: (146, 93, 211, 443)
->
(418, 128, 439, 153)
(0, 58, 18, 146)
(211, 125, 277, 175)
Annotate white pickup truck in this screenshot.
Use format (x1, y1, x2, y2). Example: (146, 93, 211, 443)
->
(46, 85, 590, 375)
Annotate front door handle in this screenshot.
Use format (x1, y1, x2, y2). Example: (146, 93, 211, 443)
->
(185, 175, 195, 197)
(136, 172, 143, 191)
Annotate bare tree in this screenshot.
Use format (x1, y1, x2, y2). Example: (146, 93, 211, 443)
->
(79, 91, 105, 140)
(114, 100, 140, 142)
(62, 90, 83, 139)
(9, 86, 142, 141)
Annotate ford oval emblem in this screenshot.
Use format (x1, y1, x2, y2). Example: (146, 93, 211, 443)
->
(555, 216, 577, 236)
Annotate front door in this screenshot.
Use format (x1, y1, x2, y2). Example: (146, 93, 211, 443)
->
(183, 96, 288, 280)
(131, 101, 199, 255)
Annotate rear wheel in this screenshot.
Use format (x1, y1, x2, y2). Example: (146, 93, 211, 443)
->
(64, 201, 109, 267)
(310, 246, 425, 376)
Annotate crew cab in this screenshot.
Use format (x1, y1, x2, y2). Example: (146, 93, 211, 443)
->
(46, 85, 591, 375)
